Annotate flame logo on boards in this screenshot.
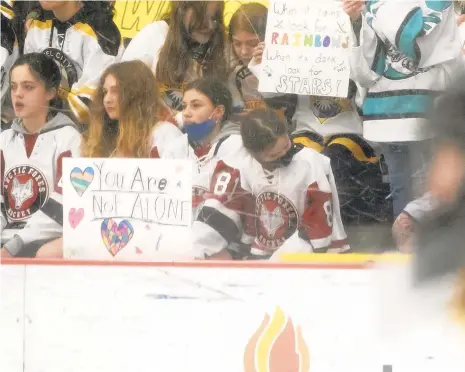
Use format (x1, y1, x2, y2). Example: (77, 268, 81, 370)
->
(244, 307, 310, 372)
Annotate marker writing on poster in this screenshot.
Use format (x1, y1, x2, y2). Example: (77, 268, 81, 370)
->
(260, 0, 351, 98)
(91, 161, 190, 226)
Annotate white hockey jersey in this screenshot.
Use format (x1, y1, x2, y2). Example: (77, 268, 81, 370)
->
(0, 113, 81, 256)
(350, 1, 463, 142)
(24, 8, 122, 124)
(162, 121, 244, 217)
(149, 121, 185, 159)
(192, 146, 350, 259)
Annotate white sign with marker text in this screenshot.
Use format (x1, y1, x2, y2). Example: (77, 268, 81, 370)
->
(63, 158, 194, 261)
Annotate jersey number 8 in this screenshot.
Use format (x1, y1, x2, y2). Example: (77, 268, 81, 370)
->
(213, 171, 240, 201)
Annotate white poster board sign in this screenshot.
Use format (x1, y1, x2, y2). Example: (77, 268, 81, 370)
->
(258, 0, 352, 98)
(63, 158, 194, 261)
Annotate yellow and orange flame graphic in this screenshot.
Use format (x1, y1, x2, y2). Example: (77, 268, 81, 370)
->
(244, 307, 310, 372)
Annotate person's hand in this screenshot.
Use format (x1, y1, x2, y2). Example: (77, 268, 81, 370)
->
(428, 144, 465, 205)
(1, 248, 12, 258)
(342, 0, 365, 21)
(252, 42, 265, 65)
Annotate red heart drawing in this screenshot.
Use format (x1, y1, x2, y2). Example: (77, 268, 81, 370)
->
(145, 224, 151, 230)
(68, 208, 84, 229)
(135, 247, 143, 254)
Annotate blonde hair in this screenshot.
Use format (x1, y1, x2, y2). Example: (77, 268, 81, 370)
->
(82, 60, 162, 158)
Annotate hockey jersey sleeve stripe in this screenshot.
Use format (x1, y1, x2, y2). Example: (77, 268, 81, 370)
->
(29, 19, 53, 30)
(72, 86, 96, 101)
(68, 93, 90, 124)
(326, 137, 379, 163)
(0, 4, 13, 19)
(197, 204, 241, 245)
(73, 23, 97, 40)
(40, 197, 63, 227)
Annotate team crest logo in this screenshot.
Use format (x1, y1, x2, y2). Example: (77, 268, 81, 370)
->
(309, 96, 352, 124)
(42, 47, 80, 98)
(3, 166, 49, 221)
(255, 192, 298, 250)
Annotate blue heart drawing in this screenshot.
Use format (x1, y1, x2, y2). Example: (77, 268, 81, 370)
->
(70, 167, 94, 196)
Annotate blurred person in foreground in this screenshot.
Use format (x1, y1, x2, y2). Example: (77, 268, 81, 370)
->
(413, 73, 465, 285)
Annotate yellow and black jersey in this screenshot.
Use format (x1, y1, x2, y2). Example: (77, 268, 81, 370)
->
(24, 5, 123, 124)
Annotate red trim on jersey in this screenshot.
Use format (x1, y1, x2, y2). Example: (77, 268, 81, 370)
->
(24, 134, 38, 158)
(150, 146, 160, 158)
(55, 150, 72, 194)
(331, 238, 349, 248)
(194, 145, 211, 159)
(0, 150, 4, 186)
(301, 182, 333, 241)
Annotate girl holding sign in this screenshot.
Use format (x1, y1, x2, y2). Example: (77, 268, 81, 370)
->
(36, 60, 187, 258)
(227, 2, 298, 126)
(0, 53, 81, 258)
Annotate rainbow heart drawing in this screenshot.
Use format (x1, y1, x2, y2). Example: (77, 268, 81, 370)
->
(101, 218, 134, 256)
(70, 167, 94, 196)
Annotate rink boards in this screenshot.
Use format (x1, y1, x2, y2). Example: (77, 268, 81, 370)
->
(1, 256, 463, 372)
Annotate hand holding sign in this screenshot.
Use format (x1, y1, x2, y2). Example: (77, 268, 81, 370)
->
(258, 0, 352, 98)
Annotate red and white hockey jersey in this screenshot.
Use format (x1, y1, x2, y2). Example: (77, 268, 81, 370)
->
(0, 113, 81, 256)
(192, 146, 350, 258)
(162, 121, 244, 218)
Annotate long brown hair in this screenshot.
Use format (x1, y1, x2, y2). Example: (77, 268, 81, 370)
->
(156, 1, 228, 87)
(228, 3, 268, 44)
(82, 60, 161, 158)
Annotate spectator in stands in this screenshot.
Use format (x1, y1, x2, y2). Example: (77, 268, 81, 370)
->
(227, 3, 297, 125)
(171, 77, 244, 221)
(81, 60, 183, 159)
(192, 108, 349, 260)
(24, 1, 122, 125)
(0, 53, 81, 258)
(344, 0, 463, 222)
(248, 6, 392, 229)
(35, 60, 187, 258)
(1, 1, 19, 109)
(121, 1, 229, 125)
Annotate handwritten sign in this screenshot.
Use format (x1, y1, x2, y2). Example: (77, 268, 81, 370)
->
(113, 0, 270, 39)
(63, 158, 194, 261)
(258, 0, 352, 98)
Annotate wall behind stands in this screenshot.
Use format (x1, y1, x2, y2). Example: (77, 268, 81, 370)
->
(113, 0, 270, 39)
(1, 259, 464, 372)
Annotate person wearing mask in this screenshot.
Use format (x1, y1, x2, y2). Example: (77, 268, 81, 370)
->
(24, 1, 122, 125)
(192, 109, 350, 260)
(121, 1, 229, 126)
(169, 77, 246, 220)
(248, 5, 392, 231)
(0, 53, 81, 258)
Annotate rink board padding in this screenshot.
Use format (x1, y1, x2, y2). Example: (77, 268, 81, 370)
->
(1, 256, 463, 372)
